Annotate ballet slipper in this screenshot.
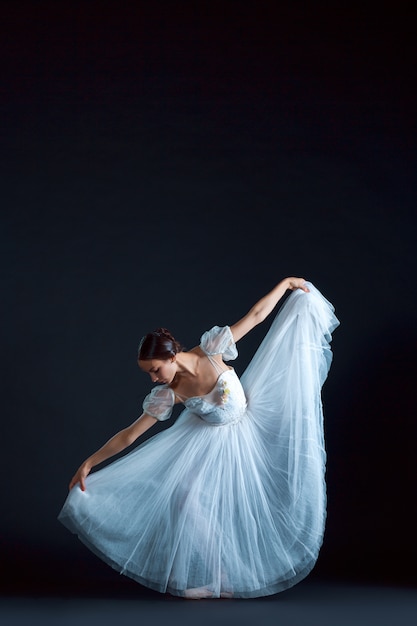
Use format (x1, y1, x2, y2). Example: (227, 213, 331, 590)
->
(184, 586, 214, 599)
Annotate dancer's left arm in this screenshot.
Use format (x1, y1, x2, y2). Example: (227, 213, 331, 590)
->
(230, 276, 309, 342)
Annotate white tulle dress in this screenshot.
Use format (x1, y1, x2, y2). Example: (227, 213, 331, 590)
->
(58, 283, 339, 598)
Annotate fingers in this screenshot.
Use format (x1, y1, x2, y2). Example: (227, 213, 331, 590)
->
(289, 277, 309, 292)
(68, 473, 87, 492)
(295, 277, 309, 292)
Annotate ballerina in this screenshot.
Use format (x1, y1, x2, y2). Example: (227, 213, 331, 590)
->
(59, 277, 339, 598)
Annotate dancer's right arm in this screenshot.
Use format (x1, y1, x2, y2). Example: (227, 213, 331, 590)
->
(69, 413, 157, 491)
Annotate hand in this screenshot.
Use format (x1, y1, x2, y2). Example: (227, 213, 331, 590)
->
(69, 461, 91, 492)
(288, 277, 309, 292)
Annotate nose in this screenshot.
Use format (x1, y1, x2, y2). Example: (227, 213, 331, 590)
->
(151, 375, 159, 383)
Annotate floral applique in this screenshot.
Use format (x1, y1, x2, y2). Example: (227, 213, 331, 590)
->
(220, 379, 230, 404)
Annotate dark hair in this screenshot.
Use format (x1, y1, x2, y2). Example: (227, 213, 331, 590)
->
(137, 328, 183, 361)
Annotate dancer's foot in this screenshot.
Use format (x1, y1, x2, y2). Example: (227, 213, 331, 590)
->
(184, 586, 214, 599)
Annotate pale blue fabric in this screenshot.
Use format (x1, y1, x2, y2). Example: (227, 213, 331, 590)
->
(142, 386, 175, 422)
(58, 282, 339, 598)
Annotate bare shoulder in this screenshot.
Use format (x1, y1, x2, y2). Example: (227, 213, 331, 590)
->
(188, 345, 202, 355)
(192, 347, 224, 370)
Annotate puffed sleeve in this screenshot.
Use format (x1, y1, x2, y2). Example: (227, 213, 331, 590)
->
(199, 325, 238, 361)
(142, 386, 175, 421)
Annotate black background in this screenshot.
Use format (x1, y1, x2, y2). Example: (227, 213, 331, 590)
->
(1, 0, 416, 601)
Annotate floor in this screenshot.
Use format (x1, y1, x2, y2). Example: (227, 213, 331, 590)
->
(2, 581, 417, 626)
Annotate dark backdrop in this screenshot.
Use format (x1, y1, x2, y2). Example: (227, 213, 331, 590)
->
(1, 1, 416, 597)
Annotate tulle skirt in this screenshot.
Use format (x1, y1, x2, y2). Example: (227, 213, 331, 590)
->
(58, 283, 339, 598)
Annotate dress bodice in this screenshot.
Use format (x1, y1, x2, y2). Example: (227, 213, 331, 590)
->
(183, 368, 247, 426)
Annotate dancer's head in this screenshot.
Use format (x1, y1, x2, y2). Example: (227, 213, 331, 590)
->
(137, 328, 183, 384)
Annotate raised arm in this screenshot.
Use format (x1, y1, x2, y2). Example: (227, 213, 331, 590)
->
(69, 413, 157, 491)
(230, 277, 309, 343)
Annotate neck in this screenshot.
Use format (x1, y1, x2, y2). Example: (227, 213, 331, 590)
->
(175, 352, 198, 377)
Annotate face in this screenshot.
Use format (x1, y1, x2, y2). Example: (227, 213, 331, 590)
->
(138, 358, 177, 385)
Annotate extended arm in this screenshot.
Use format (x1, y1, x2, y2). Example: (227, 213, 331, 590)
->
(69, 413, 157, 491)
(230, 277, 309, 343)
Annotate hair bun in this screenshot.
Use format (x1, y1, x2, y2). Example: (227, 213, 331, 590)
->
(154, 327, 174, 340)
(138, 328, 184, 360)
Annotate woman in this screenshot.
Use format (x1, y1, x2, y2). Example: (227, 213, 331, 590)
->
(59, 277, 339, 599)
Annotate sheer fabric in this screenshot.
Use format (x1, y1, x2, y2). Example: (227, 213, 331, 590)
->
(58, 282, 339, 598)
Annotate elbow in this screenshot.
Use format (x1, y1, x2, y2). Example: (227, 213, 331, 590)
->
(251, 307, 266, 325)
(121, 428, 137, 448)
